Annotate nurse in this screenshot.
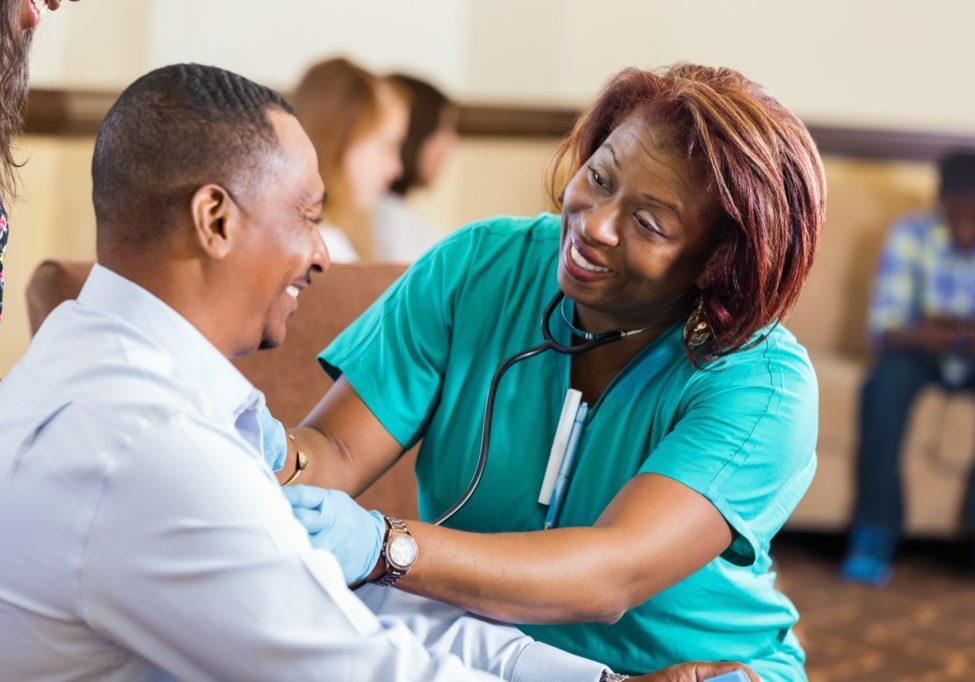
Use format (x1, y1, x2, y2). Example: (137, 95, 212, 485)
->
(271, 63, 825, 681)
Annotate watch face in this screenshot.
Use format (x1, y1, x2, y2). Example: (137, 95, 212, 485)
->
(388, 535, 417, 568)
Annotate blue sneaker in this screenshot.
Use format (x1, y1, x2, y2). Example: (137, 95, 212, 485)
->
(840, 525, 897, 586)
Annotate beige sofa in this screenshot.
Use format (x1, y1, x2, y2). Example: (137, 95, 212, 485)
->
(786, 158, 975, 535)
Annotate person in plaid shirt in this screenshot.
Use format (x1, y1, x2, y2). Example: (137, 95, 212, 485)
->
(842, 152, 975, 585)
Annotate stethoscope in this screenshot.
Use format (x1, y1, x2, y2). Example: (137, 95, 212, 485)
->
(432, 291, 672, 526)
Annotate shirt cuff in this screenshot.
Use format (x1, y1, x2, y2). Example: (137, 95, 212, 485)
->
(508, 641, 607, 682)
(257, 405, 288, 473)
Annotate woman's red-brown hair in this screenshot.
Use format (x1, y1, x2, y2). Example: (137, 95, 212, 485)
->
(549, 64, 826, 361)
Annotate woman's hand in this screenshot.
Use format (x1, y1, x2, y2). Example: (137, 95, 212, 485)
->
(634, 661, 759, 682)
(281, 484, 386, 585)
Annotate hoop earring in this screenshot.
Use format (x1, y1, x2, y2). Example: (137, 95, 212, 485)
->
(683, 297, 712, 348)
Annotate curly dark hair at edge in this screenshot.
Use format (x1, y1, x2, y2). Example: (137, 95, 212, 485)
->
(549, 64, 827, 364)
(0, 0, 33, 198)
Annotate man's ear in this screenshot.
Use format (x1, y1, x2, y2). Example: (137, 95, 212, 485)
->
(190, 184, 239, 260)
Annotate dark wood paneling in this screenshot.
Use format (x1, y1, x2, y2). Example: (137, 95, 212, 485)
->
(24, 88, 975, 162)
(25, 89, 117, 136)
(806, 124, 975, 162)
(457, 104, 579, 139)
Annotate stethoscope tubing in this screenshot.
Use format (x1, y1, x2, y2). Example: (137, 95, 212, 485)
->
(431, 292, 630, 526)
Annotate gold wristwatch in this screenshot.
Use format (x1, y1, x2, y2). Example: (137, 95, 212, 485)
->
(376, 517, 418, 587)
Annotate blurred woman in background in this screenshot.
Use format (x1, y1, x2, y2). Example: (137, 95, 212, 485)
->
(293, 57, 408, 262)
(372, 73, 459, 262)
(0, 0, 78, 326)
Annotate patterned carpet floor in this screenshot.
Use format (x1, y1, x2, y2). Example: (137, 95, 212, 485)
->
(773, 533, 975, 681)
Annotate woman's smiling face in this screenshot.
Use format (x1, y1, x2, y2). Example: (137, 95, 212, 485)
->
(558, 112, 720, 332)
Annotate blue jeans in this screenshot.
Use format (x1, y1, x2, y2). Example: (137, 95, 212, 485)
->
(852, 349, 975, 533)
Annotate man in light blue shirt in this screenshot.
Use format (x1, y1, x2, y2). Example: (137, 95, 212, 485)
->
(0, 63, 612, 682)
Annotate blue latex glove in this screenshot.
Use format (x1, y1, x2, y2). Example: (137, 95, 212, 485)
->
(704, 672, 751, 682)
(281, 484, 385, 585)
(256, 404, 288, 473)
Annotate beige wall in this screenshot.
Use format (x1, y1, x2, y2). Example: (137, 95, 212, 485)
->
(28, 0, 975, 133)
(28, 0, 151, 90)
(4, 1, 973, 371)
(2, 136, 96, 373)
(409, 138, 559, 231)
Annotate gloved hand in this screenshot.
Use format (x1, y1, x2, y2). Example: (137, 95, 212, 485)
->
(282, 484, 386, 585)
(256, 404, 288, 473)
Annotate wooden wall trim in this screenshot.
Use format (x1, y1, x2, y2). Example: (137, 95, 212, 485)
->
(25, 88, 975, 162)
(805, 125, 975, 162)
(25, 89, 116, 137)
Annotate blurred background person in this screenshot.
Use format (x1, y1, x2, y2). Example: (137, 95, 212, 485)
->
(293, 57, 408, 262)
(372, 73, 459, 262)
(1, 0, 77, 327)
(842, 151, 975, 586)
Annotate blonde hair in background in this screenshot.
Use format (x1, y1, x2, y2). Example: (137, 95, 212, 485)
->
(293, 57, 406, 260)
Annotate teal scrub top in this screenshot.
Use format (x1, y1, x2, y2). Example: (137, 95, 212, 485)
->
(320, 214, 817, 681)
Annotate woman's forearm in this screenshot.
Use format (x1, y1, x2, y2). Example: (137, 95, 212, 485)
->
(388, 475, 732, 625)
(396, 523, 645, 625)
(274, 425, 367, 493)
(274, 377, 406, 494)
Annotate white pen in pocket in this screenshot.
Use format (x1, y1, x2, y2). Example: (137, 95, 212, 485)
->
(543, 401, 589, 530)
(539, 388, 583, 505)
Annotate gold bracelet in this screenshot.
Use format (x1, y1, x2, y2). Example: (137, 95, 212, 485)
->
(282, 433, 309, 486)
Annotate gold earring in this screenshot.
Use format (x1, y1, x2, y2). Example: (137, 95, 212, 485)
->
(684, 297, 712, 347)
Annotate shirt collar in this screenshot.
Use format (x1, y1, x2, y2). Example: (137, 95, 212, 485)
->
(77, 264, 262, 419)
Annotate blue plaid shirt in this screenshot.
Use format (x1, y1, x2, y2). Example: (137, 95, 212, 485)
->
(869, 211, 975, 342)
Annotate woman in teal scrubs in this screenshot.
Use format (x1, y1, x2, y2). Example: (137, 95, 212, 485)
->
(272, 64, 825, 681)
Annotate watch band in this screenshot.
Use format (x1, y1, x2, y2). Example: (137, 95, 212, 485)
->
(600, 671, 630, 682)
(376, 516, 416, 587)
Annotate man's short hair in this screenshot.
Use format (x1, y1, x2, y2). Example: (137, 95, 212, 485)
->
(939, 151, 975, 198)
(92, 63, 294, 247)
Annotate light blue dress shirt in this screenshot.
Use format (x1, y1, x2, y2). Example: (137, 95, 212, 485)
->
(0, 264, 607, 682)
